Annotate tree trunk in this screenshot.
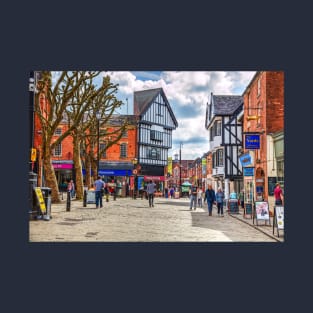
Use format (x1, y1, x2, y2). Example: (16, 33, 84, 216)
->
(73, 137, 83, 199)
(43, 144, 60, 203)
(85, 156, 92, 189)
(92, 159, 97, 182)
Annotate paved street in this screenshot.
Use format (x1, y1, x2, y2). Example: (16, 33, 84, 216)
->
(29, 196, 283, 242)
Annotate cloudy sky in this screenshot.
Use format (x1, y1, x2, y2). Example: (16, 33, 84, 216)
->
(100, 71, 256, 160)
(51, 71, 256, 160)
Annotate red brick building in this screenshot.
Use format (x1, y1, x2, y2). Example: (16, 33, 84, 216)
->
(242, 71, 284, 210)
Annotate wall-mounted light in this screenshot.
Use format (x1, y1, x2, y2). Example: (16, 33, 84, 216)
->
(246, 115, 261, 121)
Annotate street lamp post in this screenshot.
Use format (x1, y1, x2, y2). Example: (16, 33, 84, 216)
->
(132, 158, 138, 199)
(96, 111, 101, 177)
(179, 142, 183, 197)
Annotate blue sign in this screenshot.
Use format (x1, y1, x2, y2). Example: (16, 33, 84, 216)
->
(239, 153, 253, 167)
(245, 134, 260, 149)
(82, 169, 132, 176)
(243, 167, 254, 176)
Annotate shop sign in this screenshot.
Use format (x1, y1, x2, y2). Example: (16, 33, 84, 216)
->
(255, 201, 270, 220)
(53, 163, 73, 169)
(239, 152, 253, 167)
(144, 176, 165, 181)
(98, 169, 132, 176)
(245, 134, 260, 149)
(275, 206, 284, 230)
(243, 167, 254, 176)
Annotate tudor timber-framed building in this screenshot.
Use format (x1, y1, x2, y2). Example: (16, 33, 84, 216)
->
(134, 88, 178, 182)
(205, 93, 244, 199)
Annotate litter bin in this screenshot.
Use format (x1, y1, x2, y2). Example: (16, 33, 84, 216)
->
(40, 187, 52, 220)
(29, 172, 38, 219)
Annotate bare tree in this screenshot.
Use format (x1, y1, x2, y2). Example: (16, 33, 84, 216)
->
(34, 71, 128, 202)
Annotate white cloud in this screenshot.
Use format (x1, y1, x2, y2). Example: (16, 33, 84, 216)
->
(102, 71, 256, 159)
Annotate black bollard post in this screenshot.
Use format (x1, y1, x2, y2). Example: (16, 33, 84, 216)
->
(113, 189, 116, 201)
(66, 190, 71, 211)
(83, 189, 87, 207)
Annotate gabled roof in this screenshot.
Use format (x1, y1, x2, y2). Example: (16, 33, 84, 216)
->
(206, 93, 243, 129)
(134, 88, 161, 116)
(134, 87, 178, 127)
(212, 95, 243, 115)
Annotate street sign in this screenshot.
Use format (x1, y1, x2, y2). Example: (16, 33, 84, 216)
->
(31, 148, 37, 161)
(34, 187, 46, 214)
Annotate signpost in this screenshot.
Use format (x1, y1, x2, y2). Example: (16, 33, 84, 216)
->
(244, 202, 253, 218)
(253, 201, 270, 226)
(86, 190, 96, 204)
(228, 199, 239, 214)
(273, 206, 284, 237)
(34, 187, 46, 215)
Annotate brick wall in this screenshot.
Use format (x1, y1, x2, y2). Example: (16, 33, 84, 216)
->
(243, 71, 284, 201)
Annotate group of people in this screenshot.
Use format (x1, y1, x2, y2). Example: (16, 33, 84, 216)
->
(68, 176, 284, 212)
(189, 184, 225, 217)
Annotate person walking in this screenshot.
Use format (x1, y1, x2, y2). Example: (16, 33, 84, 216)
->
(94, 176, 105, 208)
(197, 186, 203, 208)
(146, 180, 156, 207)
(274, 183, 284, 205)
(239, 189, 245, 209)
(169, 187, 174, 199)
(204, 184, 216, 216)
(189, 184, 198, 210)
(215, 187, 225, 217)
(67, 179, 75, 199)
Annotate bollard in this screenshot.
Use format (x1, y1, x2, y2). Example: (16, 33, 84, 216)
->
(113, 189, 116, 201)
(83, 189, 87, 207)
(106, 193, 109, 202)
(66, 190, 71, 211)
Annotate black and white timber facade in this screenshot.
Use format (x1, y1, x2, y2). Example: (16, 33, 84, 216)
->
(134, 88, 178, 177)
(205, 93, 244, 199)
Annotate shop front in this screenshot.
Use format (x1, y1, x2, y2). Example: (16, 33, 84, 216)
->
(98, 161, 133, 197)
(143, 175, 165, 195)
(52, 160, 74, 191)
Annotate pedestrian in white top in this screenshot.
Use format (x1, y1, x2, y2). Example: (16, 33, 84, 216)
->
(197, 187, 203, 208)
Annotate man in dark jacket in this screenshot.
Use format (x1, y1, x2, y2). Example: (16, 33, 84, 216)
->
(204, 184, 216, 216)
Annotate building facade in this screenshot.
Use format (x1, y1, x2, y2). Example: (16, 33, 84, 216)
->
(134, 88, 178, 190)
(242, 71, 284, 212)
(205, 93, 244, 199)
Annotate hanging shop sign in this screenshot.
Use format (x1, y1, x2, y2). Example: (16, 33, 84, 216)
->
(245, 134, 260, 149)
(243, 167, 254, 176)
(239, 152, 254, 167)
